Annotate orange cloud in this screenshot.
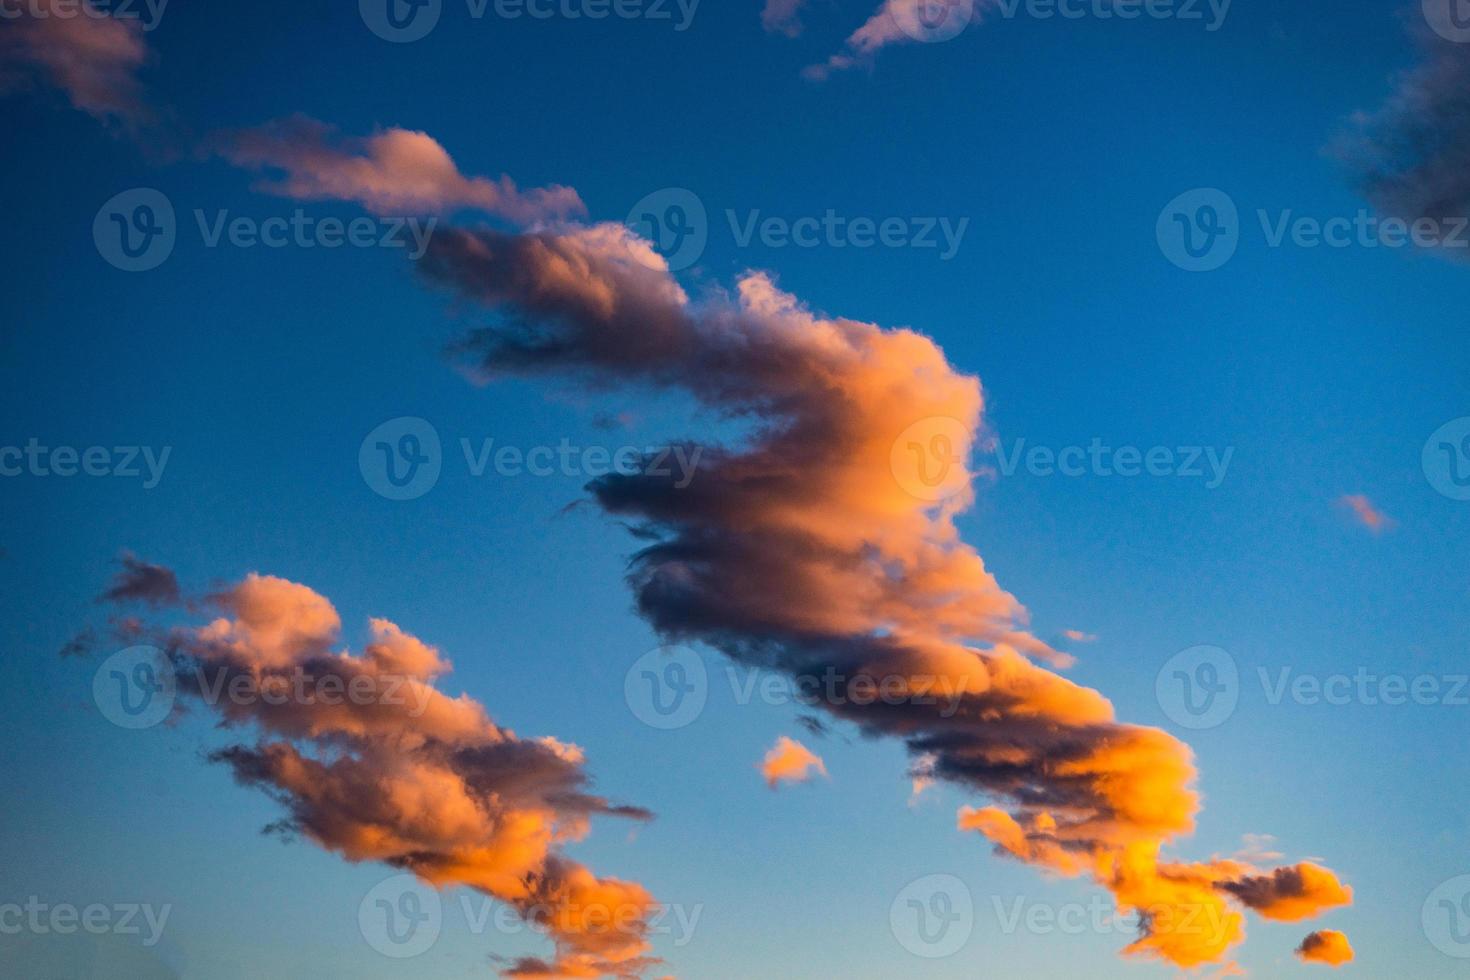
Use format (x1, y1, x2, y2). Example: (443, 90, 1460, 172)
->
(419, 218, 1353, 969)
(96, 569, 660, 979)
(1296, 929, 1354, 966)
(214, 115, 586, 222)
(760, 736, 828, 788)
(1338, 493, 1393, 533)
(1063, 629, 1098, 643)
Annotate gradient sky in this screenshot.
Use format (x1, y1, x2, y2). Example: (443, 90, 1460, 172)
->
(3, 0, 1470, 977)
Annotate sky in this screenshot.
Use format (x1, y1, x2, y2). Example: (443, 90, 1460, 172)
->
(2, 0, 1470, 977)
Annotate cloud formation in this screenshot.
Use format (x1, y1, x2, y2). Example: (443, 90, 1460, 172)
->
(0, 0, 152, 127)
(761, 0, 807, 36)
(759, 736, 827, 788)
(1337, 493, 1392, 533)
(100, 552, 181, 607)
(95, 568, 660, 979)
(418, 218, 1351, 969)
(1296, 929, 1354, 967)
(1335, 33, 1470, 255)
(803, 0, 986, 81)
(214, 115, 586, 222)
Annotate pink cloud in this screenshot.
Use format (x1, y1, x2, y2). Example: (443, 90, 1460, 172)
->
(1337, 493, 1393, 533)
(0, 0, 152, 127)
(215, 115, 586, 222)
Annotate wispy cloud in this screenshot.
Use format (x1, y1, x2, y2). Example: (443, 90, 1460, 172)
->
(1337, 493, 1393, 533)
(212, 115, 586, 222)
(0, 0, 153, 129)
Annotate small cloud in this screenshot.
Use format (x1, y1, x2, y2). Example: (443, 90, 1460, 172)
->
(1296, 929, 1354, 967)
(1062, 629, 1097, 643)
(761, 0, 807, 36)
(99, 553, 181, 607)
(1337, 494, 1394, 533)
(759, 735, 828, 789)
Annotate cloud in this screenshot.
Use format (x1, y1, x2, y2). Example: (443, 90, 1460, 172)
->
(1296, 929, 1354, 967)
(95, 568, 660, 979)
(100, 552, 182, 607)
(1218, 863, 1353, 922)
(417, 218, 1351, 969)
(1337, 493, 1393, 533)
(761, 0, 807, 36)
(1063, 629, 1097, 643)
(0, 0, 152, 128)
(759, 736, 828, 788)
(213, 115, 586, 222)
(803, 0, 987, 81)
(1334, 32, 1470, 256)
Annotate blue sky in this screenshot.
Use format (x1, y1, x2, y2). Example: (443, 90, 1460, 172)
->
(3, 0, 1470, 977)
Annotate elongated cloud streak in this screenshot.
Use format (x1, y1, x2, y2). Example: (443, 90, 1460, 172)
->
(0, 0, 152, 127)
(214, 115, 586, 222)
(95, 569, 660, 979)
(1337, 493, 1392, 533)
(760, 736, 827, 788)
(419, 219, 1350, 968)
